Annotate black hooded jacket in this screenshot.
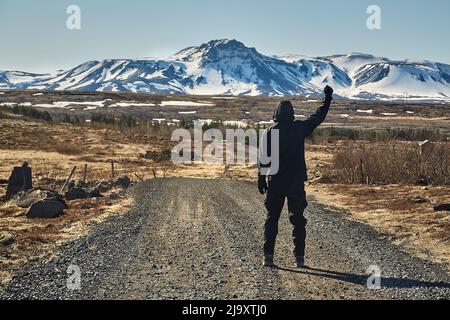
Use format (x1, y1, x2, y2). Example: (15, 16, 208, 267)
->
(259, 98, 332, 196)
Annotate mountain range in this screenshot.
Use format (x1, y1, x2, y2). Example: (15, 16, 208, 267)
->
(1, 39, 450, 101)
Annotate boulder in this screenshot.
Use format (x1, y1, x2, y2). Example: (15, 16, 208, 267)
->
(16, 189, 66, 208)
(25, 199, 65, 219)
(5, 162, 32, 200)
(65, 186, 90, 201)
(111, 175, 131, 189)
(96, 180, 112, 192)
(68, 180, 88, 190)
(65, 183, 103, 200)
(88, 187, 102, 198)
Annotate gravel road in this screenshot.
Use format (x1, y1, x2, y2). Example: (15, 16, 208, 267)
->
(1, 178, 449, 300)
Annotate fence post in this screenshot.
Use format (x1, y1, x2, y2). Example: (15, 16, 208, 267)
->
(111, 160, 115, 179)
(83, 164, 88, 183)
(61, 166, 76, 193)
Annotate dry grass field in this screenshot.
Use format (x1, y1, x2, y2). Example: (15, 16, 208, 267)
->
(0, 89, 449, 284)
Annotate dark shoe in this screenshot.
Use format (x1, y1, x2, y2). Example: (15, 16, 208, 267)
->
(295, 256, 305, 268)
(263, 255, 275, 267)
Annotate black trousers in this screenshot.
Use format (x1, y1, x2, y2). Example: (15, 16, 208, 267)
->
(263, 189, 308, 257)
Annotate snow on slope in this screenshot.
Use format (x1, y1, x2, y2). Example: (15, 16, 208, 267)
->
(276, 55, 352, 90)
(321, 53, 388, 76)
(347, 61, 450, 100)
(1, 39, 450, 101)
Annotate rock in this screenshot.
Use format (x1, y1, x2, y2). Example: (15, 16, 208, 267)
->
(96, 180, 112, 192)
(16, 189, 66, 208)
(65, 181, 103, 200)
(67, 180, 88, 190)
(433, 204, 450, 212)
(74, 180, 87, 188)
(407, 195, 428, 204)
(5, 162, 32, 200)
(88, 187, 102, 198)
(65, 186, 90, 200)
(25, 199, 65, 218)
(111, 176, 131, 189)
(0, 231, 16, 247)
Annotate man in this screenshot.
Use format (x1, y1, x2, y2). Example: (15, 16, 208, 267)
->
(258, 85, 333, 268)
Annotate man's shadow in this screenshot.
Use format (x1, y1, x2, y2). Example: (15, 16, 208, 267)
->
(275, 265, 450, 289)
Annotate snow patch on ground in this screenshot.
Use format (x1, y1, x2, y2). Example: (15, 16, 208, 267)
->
(83, 106, 98, 111)
(160, 101, 216, 107)
(34, 100, 108, 109)
(178, 111, 197, 114)
(109, 102, 156, 108)
(356, 109, 374, 114)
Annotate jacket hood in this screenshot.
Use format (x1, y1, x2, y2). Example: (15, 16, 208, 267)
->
(273, 100, 295, 123)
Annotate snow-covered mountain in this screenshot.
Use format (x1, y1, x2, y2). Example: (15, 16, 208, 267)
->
(1, 39, 449, 101)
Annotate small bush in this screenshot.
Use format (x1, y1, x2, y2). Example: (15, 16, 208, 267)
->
(308, 127, 447, 144)
(11, 105, 52, 121)
(325, 141, 450, 185)
(0, 104, 52, 121)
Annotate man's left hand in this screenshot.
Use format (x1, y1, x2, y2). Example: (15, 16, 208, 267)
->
(258, 176, 268, 194)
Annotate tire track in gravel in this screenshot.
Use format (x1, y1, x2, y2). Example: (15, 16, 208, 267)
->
(1, 178, 449, 300)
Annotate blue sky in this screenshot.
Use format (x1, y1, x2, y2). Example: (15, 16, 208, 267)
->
(1, 0, 449, 73)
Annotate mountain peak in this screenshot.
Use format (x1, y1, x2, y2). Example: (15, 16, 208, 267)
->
(1, 40, 449, 101)
(172, 39, 258, 64)
(173, 39, 251, 60)
(199, 39, 251, 51)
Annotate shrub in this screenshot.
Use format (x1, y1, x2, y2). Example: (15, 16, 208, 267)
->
(325, 141, 450, 185)
(0, 105, 52, 121)
(308, 127, 447, 144)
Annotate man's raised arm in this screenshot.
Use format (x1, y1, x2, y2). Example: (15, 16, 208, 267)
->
(301, 85, 333, 136)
